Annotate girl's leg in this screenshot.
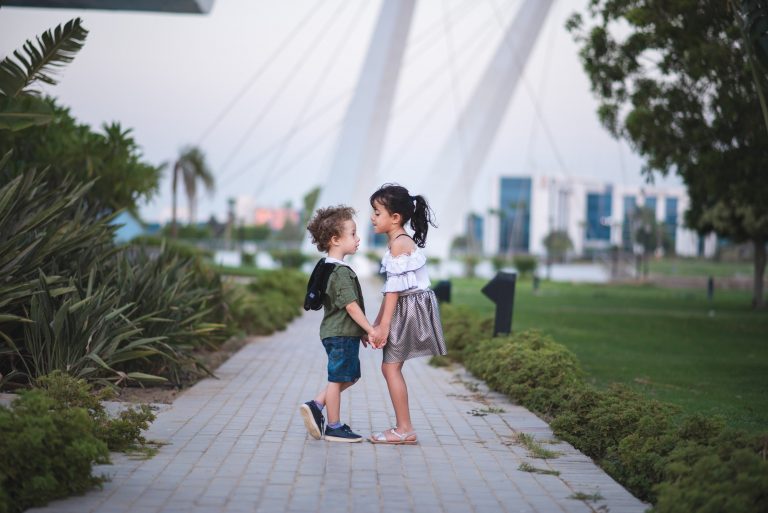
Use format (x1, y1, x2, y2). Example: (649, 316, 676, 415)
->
(381, 362, 414, 433)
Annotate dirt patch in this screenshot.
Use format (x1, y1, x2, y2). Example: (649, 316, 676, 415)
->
(114, 335, 255, 405)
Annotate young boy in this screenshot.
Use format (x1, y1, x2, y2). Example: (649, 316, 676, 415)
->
(300, 206, 379, 442)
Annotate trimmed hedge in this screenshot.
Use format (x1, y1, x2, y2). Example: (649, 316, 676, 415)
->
(225, 269, 306, 335)
(440, 305, 768, 509)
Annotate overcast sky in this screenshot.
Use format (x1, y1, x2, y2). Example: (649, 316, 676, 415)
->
(0, 0, 680, 224)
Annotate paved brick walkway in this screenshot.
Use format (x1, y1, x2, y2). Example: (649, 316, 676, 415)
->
(30, 286, 647, 513)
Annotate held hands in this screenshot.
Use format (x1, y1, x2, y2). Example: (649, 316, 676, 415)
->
(367, 324, 389, 349)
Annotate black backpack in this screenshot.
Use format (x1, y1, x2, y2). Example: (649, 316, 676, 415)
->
(304, 258, 338, 311)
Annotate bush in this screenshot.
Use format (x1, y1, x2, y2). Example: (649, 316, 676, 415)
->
(0, 371, 157, 513)
(269, 249, 308, 269)
(491, 254, 512, 272)
(0, 390, 109, 513)
(36, 371, 156, 452)
(551, 385, 678, 461)
(240, 251, 256, 267)
(610, 414, 726, 502)
(226, 269, 306, 335)
(439, 305, 492, 361)
(513, 254, 538, 276)
(107, 246, 227, 384)
(441, 306, 768, 509)
(653, 430, 768, 512)
(129, 235, 214, 260)
(464, 330, 584, 417)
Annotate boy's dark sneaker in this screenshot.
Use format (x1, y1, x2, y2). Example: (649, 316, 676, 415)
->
(299, 401, 325, 440)
(324, 424, 363, 443)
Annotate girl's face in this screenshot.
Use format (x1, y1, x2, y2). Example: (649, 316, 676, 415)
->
(370, 200, 400, 234)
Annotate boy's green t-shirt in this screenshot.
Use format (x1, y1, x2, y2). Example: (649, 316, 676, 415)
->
(320, 265, 365, 339)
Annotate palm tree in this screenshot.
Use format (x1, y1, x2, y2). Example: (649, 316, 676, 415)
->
(0, 18, 88, 131)
(171, 146, 214, 237)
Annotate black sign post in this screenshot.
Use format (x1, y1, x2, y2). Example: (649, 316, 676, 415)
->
(481, 271, 517, 336)
(432, 280, 452, 303)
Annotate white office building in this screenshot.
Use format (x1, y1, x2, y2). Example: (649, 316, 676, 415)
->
(477, 175, 716, 259)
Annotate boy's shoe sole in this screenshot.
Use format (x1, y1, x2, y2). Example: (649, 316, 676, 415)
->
(324, 434, 363, 443)
(299, 403, 322, 440)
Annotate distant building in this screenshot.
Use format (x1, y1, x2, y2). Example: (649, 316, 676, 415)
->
(235, 196, 299, 230)
(112, 211, 160, 243)
(253, 207, 300, 231)
(481, 176, 715, 258)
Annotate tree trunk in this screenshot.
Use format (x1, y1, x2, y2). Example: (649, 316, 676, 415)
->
(754, 239, 766, 309)
(171, 163, 179, 238)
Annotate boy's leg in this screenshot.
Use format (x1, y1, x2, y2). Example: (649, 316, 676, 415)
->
(313, 380, 355, 408)
(324, 382, 343, 425)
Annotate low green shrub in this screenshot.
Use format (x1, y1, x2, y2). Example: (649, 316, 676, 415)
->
(608, 414, 727, 502)
(0, 390, 109, 513)
(490, 254, 512, 272)
(439, 304, 491, 361)
(551, 384, 678, 462)
(129, 235, 214, 260)
(653, 430, 768, 512)
(108, 246, 228, 384)
(0, 371, 157, 512)
(269, 249, 308, 269)
(464, 330, 584, 417)
(240, 251, 256, 267)
(441, 306, 768, 509)
(513, 254, 538, 276)
(36, 371, 156, 452)
(226, 269, 306, 335)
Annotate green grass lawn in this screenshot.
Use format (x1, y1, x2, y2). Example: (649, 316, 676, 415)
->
(452, 278, 768, 432)
(648, 257, 754, 278)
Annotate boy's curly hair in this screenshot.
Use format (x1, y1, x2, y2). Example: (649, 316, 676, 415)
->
(306, 205, 355, 252)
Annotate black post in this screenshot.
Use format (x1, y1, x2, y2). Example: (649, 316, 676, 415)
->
(432, 280, 452, 303)
(481, 271, 517, 336)
(707, 275, 714, 302)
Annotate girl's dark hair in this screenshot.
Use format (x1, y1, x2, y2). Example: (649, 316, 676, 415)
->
(370, 183, 436, 248)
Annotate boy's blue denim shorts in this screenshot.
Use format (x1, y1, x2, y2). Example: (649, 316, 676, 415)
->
(322, 336, 361, 383)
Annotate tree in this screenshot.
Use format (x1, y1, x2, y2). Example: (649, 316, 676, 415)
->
(543, 230, 573, 264)
(0, 17, 87, 131)
(731, 0, 768, 132)
(300, 186, 321, 228)
(0, 19, 161, 215)
(631, 206, 670, 278)
(568, 1, 768, 308)
(171, 146, 214, 237)
(0, 102, 162, 215)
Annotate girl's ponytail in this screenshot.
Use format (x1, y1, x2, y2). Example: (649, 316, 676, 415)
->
(410, 194, 437, 248)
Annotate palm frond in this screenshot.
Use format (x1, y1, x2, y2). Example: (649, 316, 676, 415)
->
(0, 95, 54, 131)
(0, 17, 88, 97)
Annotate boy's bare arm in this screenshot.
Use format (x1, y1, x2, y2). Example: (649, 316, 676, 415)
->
(345, 301, 376, 344)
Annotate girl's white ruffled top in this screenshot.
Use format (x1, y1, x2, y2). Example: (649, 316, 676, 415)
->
(380, 248, 431, 293)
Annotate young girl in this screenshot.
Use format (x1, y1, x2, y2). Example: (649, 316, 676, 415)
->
(368, 183, 447, 445)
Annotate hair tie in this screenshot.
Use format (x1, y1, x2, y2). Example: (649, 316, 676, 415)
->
(409, 195, 416, 202)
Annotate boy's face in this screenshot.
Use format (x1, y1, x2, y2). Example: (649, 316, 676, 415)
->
(333, 219, 360, 256)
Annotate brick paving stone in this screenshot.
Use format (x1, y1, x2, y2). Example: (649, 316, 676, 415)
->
(26, 280, 648, 513)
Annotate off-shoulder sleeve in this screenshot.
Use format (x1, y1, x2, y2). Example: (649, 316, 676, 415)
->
(380, 251, 426, 293)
